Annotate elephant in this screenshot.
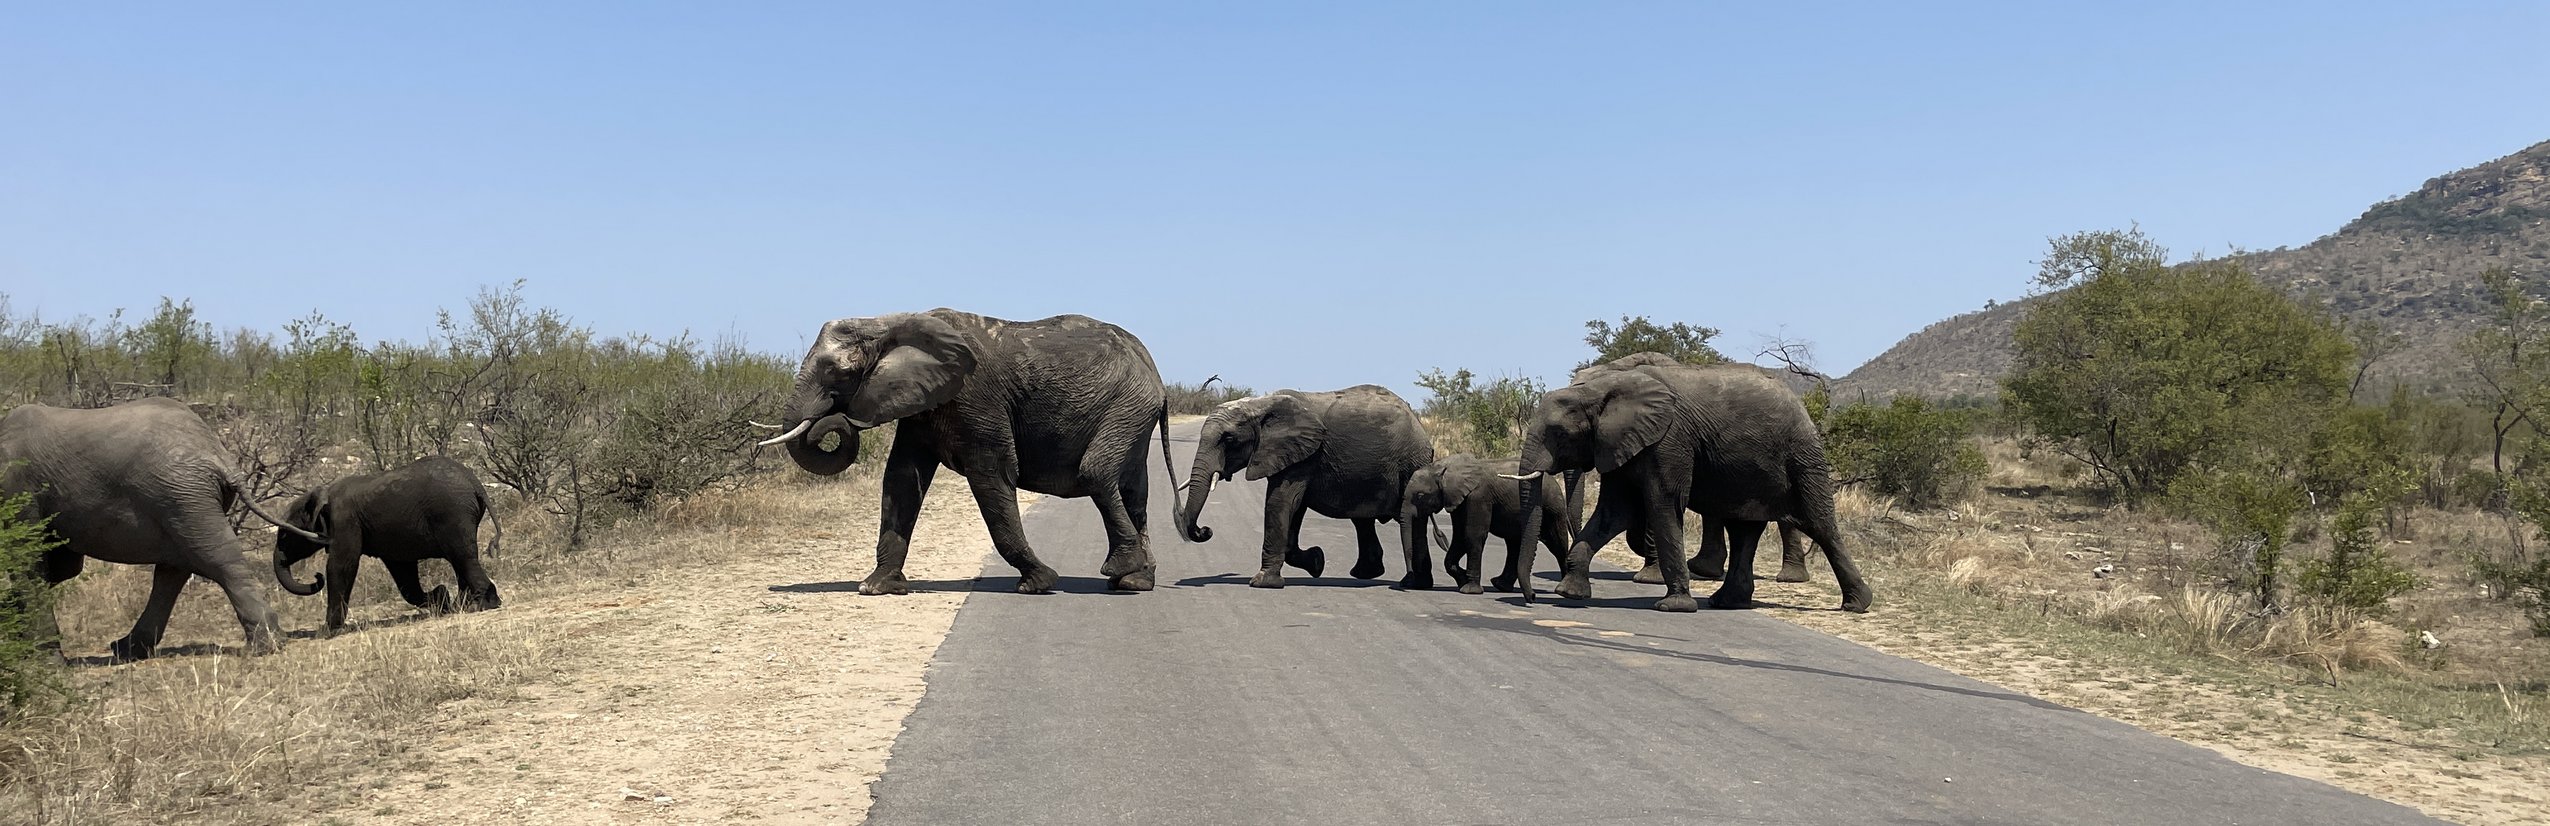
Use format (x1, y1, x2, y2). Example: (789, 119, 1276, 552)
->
(759, 309, 1174, 594)
(1174, 385, 1436, 589)
(1402, 454, 1567, 595)
(273, 456, 502, 634)
(1511, 354, 1873, 613)
(0, 397, 324, 660)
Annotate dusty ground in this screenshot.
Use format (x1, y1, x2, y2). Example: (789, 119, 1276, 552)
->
(308, 488, 1016, 825)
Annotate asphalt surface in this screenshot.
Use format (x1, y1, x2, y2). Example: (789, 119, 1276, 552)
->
(866, 421, 2440, 825)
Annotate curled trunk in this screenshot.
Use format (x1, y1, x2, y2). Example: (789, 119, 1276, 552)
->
(1177, 422, 1226, 542)
(782, 414, 861, 476)
(275, 546, 322, 596)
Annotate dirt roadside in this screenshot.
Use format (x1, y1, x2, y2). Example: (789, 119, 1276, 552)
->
(316, 489, 1019, 825)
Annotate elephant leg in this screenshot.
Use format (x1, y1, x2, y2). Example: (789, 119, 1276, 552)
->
(967, 476, 1057, 595)
(1641, 488, 1699, 613)
(1350, 518, 1387, 580)
(1090, 480, 1153, 592)
(1561, 488, 1637, 601)
(321, 544, 363, 634)
(1796, 509, 1874, 613)
(40, 548, 85, 583)
(1775, 522, 1812, 583)
(112, 565, 193, 662)
(862, 433, 939, 596)
(1256, 475, 1316, 588)
(1605, 480, 1664, 586)
(1441, 519, 1471, 585)
(1708, 520, 1769, 610)
(1689, 513, 1729, 580)
(449, 548, 500, 611)
(383, 558, 445, 611)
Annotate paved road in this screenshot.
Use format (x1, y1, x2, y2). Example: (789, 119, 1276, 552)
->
(867, 421, 2438, 825)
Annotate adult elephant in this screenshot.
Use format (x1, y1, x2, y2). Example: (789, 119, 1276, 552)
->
(1174, 385, 1435, 589)
(1511, 355, 1873, 613)
(273, 456, 502, 634)
(758, 309, 1173, 594)
(1403, 453, 1567, 595)
(0, 397, 324, 659)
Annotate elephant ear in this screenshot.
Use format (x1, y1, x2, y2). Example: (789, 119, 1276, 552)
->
(1440, 455, 1487, 511)
(844, 314, 978, 426)
(1241, 394, 1327, 481)
(1593, 371, 1679, 473)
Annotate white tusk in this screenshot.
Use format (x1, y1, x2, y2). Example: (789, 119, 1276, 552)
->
(747, 420, 788, 430)
(1498, 472, 1545, 481)
(756, 420, 813, 447)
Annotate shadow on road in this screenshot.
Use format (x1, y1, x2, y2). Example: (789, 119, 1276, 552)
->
(768, 579, 977, 594)
(1172, 573, 1397, 589)
(1439, 612, 2079, 712)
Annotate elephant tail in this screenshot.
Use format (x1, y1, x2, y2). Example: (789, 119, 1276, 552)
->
(479, 487, 503, 560)
(224, 469, 325, 544)
(1157, 401, 1182, 492)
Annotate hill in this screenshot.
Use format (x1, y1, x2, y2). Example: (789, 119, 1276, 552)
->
(1837, 138, 2550, 401)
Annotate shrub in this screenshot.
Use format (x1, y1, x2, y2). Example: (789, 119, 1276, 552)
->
(1415, 368, 1542, 456)
(0, 490, 65, 717)
(2298, 489, 2420, 613)
(1166, 378, 1252, 416)
(1820, 395, 1987, 508)
(1578, 316, 1725, 372)
(2172, 463, 2307, 610)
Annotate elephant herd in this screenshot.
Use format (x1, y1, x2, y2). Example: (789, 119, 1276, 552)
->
(1, 307, 1870, 662)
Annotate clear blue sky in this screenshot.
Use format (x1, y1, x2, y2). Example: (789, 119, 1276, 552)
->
(7, 2, 2548, 397)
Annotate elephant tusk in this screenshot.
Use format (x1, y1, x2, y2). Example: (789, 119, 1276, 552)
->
(1498, 472, 1544, 481)
(747, 420, 789, 430)
(756, 420, 813, 447)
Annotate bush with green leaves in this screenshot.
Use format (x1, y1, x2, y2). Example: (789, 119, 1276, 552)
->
(2003, 228, 2354, 501)
(0, 491, 65, 717)
(1578, 316, 1725, 372)
(2298, 488, 2420, 613)
(2172, 463, 2308, 609)
(1415, 368, 1542, 456)
(1819, 394, 1987, 508)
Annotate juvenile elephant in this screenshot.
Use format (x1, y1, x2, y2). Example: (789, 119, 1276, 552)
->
(273, 456, 502, 634)
(759, 310, 1173, 594)
(1175, 385, 1436, 589)
(1513, 355, 1872, 613)
(1403, 454, 1567, 595)
(0, 398, 322, 659)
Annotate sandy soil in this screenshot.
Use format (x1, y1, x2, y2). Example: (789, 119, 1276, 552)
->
(315, 489, 1021, 825)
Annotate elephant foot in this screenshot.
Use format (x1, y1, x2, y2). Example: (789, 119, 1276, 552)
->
(1249, 570, 1286, 589)
(1489, 575, 1517, 593)
(1458, 582, 1484, 596)
(1775, 565, 1811, 584)
(1689, 558, 1727, 580)
(1708, 588, 1757, 610)
(1109, 568, 1156, 592)
(425, 585, 457, 614)
(1285, 546, 1325, 578)
(1352, 559, 1387, 580)
(1555, 575, 1594, 601)
(107, 636, 156, 663)
(1444, 560, 1471, 583)
(1015, 565, 1059, 595)
(1840, 586, 1874, 614)
(1397, 573, 1434, 591)
(461, 589, 502, 612)
(1632, 562, 1665, 585)
(1654, 594, 1701, 613)
(859, 572, 912, 596)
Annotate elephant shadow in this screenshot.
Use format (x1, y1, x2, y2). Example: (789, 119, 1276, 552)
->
(769, 579, 979, 594)
(1171, 573, 1398, 590)
(62, 612, 436, 667)
(768, 575, 1141, 596)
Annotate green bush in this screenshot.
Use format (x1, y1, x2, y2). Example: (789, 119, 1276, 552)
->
(1820, 394, 1987, 508)
(1415, 368, 1542, 456)
(2298, 489, 2420, 613)
(2172, 463, 2308, 609)
(0, 490, 65, 716)
(1578, 316, 1725, 372)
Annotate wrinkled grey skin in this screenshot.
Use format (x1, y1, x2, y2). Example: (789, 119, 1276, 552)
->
(1176, 385, 1436, 589)
(1404, 454, 1567, 595)
(1514, 354, 1872, 613)
(274, 456, 502, 634)
(1, 398, 317, 660)
(768, 310, 1173, 595)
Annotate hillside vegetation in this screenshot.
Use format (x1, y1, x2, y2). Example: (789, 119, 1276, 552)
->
(1842, 138, 2550, 401)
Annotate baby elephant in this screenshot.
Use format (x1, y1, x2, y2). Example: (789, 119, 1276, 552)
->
(273, 456, 502, 633)
(1404, 454, 1569, 595)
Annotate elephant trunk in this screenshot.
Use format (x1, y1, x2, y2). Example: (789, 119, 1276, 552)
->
(1563, 469, 1585, 539)
(1176, 422, 1225, 542)
(1512, 472, 1544, 602)
(275, 544, 323, 596)
(780, 414, 861, 476)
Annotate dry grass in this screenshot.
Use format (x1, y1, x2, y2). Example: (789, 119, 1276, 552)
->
(0, 467, 870, 825)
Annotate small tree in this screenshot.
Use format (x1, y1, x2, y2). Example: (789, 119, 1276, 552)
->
(0, 490, 66, 716)
(1416, 368, 1544, 456)
(2173, 463, 2308, 610)
(1822, 395, 1987, 508)
(2298, 486, 2420, 613)
(1579, 316, 1725, 372)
